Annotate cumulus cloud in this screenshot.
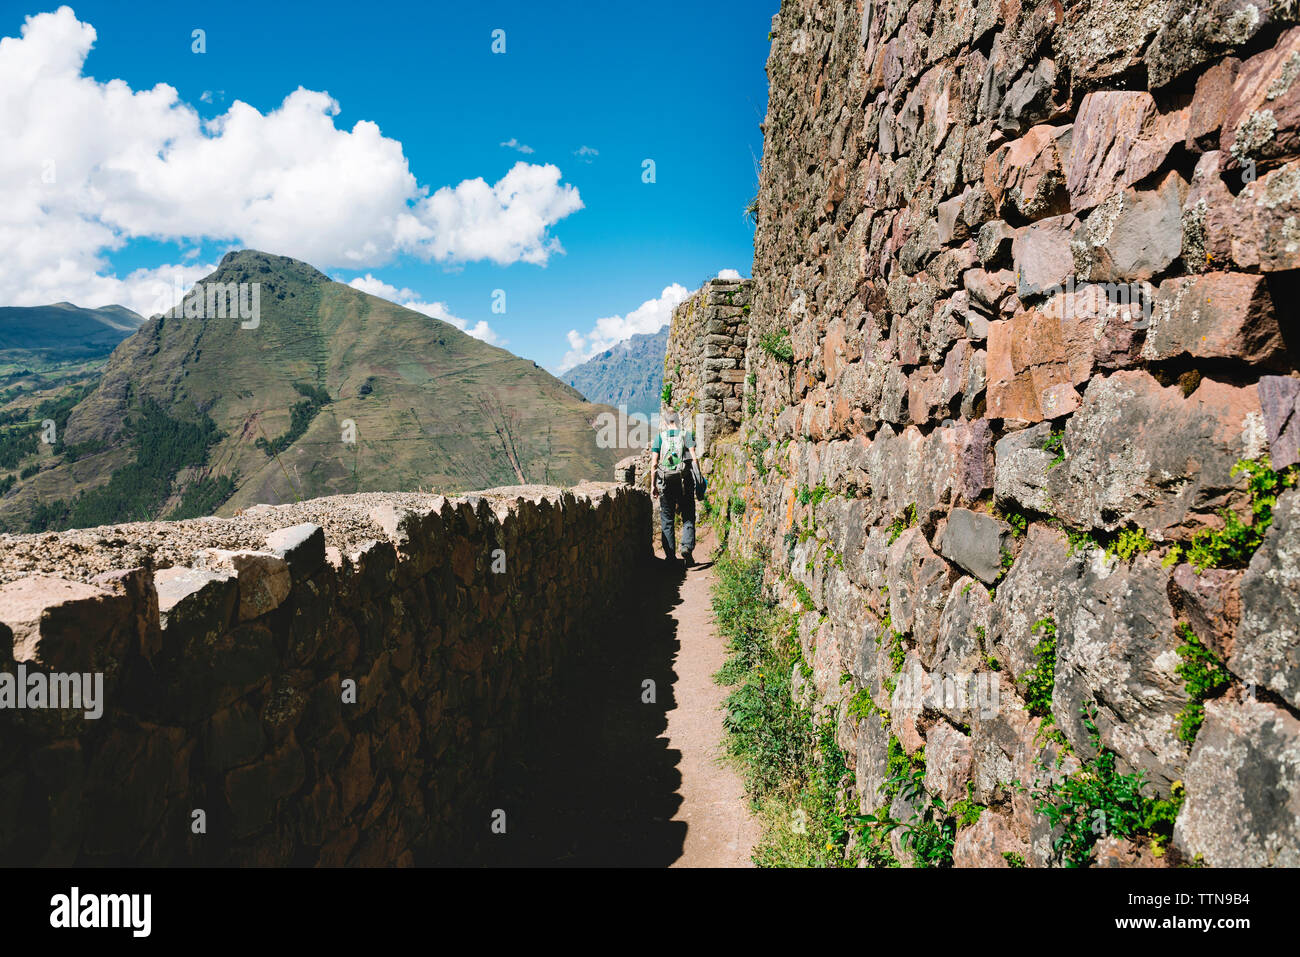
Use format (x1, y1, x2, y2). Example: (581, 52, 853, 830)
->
(346, 274, 503, 345)
(499, 137, 533, 154)
(716, 268, 743, 280)
(560, 282, 690, 371)
(0, 7, 583, 314)
(573, 145, 599, 162)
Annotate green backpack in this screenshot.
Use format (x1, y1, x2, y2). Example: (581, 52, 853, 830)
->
(658, 429, 687, 476)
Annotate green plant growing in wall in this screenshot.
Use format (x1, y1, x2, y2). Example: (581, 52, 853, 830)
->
(748, 437, 770, 477)
(796, 481, 831, 508)
(790, 578, 815, 612)
(759, 330, 794, 363)
(998, 507, 1028, 538)
(848, 687, 886, 722)
(711, 554, 890, 867)
(1021, 617, 1056, 717)
(1105, 526, 1155, 562)
(1014, 704, 1185, 867)
(1019, 616, 1069, 748)
(661, 381, 673, 405)
(1042, 429, 1066, 470)
(1174, 623, 1231, 743)
(857, 771, 983, 868)
(887, 502, 918, 544)
(1165, 455, 1298, 570)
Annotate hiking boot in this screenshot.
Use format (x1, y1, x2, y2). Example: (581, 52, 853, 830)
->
(681, 551, 695, 567)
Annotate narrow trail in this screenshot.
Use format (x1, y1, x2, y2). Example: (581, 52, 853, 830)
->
(661, 528, 761, 867)
(468, 526, 759, 867)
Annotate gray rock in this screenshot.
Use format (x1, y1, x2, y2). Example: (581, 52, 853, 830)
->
(886, 528, 955, 643)
(1052, 371, 1264, 537)
(925, 721, 975, 804)
(952, 810, 1029, 867)
(1234, 490, 1300, 709)
(265, 524, 325, 582)
(998, 58, 1057, 134)
(939, 508, 1011, 583)
(989, 524, 1079, 682)
(853, 708, 892, 811)
(1143, 272, 1285, 366)
(154, 566, 238, 638)
(198, 549, 293, 622)
(1168, 564, 1241, 661)
(932, 575, 993, 676)
(1174, 698, 1300, 867)
(977, 220, 1019, 269)
(1054, 552, 1190, 790)
(1147, 0, 1297, 89)
(1072, 171, 1187, 282)
(1259, 375, 1300, 470)
(994, 422, 1057, 514)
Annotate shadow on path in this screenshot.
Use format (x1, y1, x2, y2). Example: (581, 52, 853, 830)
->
(465, 554, 689, 866)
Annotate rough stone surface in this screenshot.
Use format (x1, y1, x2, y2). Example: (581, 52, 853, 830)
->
(1052, 371, 1264, 536)
(939, 508, 1011, 583)
(1234, 490, 1300, 709)
(0, 484, 651, 864)
(1259, 376, 1300, 469)
(1143, 272, 1286, 365)
(1054, 553, 1189, 790)
(666, 0, 1300, 867)
(1174, 698, 1300, 867)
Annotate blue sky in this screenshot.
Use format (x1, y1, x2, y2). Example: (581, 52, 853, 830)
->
(0, 1, 775, 370)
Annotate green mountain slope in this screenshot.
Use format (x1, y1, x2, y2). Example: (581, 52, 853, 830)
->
(0, 302, 144, 373)
(0, 250, 621, 531)
(564, 327, 668, 419)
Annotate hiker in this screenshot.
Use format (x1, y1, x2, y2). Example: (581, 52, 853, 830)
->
(650, 410, 699, 566)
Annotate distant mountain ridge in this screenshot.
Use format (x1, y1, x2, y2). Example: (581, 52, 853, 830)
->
(0, 250, 622, 532)
(0, 302, 145, 370)
(564, 327, 668, 419)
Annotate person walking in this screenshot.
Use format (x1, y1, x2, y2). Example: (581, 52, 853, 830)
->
(650, 410, 698, 566)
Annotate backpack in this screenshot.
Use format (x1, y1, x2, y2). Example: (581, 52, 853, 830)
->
(657, 429, 688, 476)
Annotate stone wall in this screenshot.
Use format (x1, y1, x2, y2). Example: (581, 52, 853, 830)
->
(705, 0, 1300, 866)
(662, 278, 753, 465)
(0, 484, 650, 864)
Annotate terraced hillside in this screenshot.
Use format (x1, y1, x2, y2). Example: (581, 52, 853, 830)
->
(0, 250, 621, 531)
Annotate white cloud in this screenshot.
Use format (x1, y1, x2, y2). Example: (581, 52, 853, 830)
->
(716, 268, 743, 280)
(573, 145, 599, 162)
(0, 7, 583, 313)
(560, 283, 690, 371)
(499, 137, 534, 154)
(346, 274, 503, 345)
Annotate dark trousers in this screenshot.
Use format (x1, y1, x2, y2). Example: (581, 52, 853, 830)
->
(658, 470, 696, 557)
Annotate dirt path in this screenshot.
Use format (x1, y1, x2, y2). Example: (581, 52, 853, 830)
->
(660, 529, 761, 867)
(468, 525, 759, 867)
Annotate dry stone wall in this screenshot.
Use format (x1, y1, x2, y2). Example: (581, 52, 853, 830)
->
(662, 278, 753, 465)
(0, 484, 650, 865)
(706, 0, 1300, 867)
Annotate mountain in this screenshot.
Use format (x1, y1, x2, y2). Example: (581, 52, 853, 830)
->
(0, 250, 622, 532)
(564, 327, 668, 419)
(0, 302, 145, 371)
